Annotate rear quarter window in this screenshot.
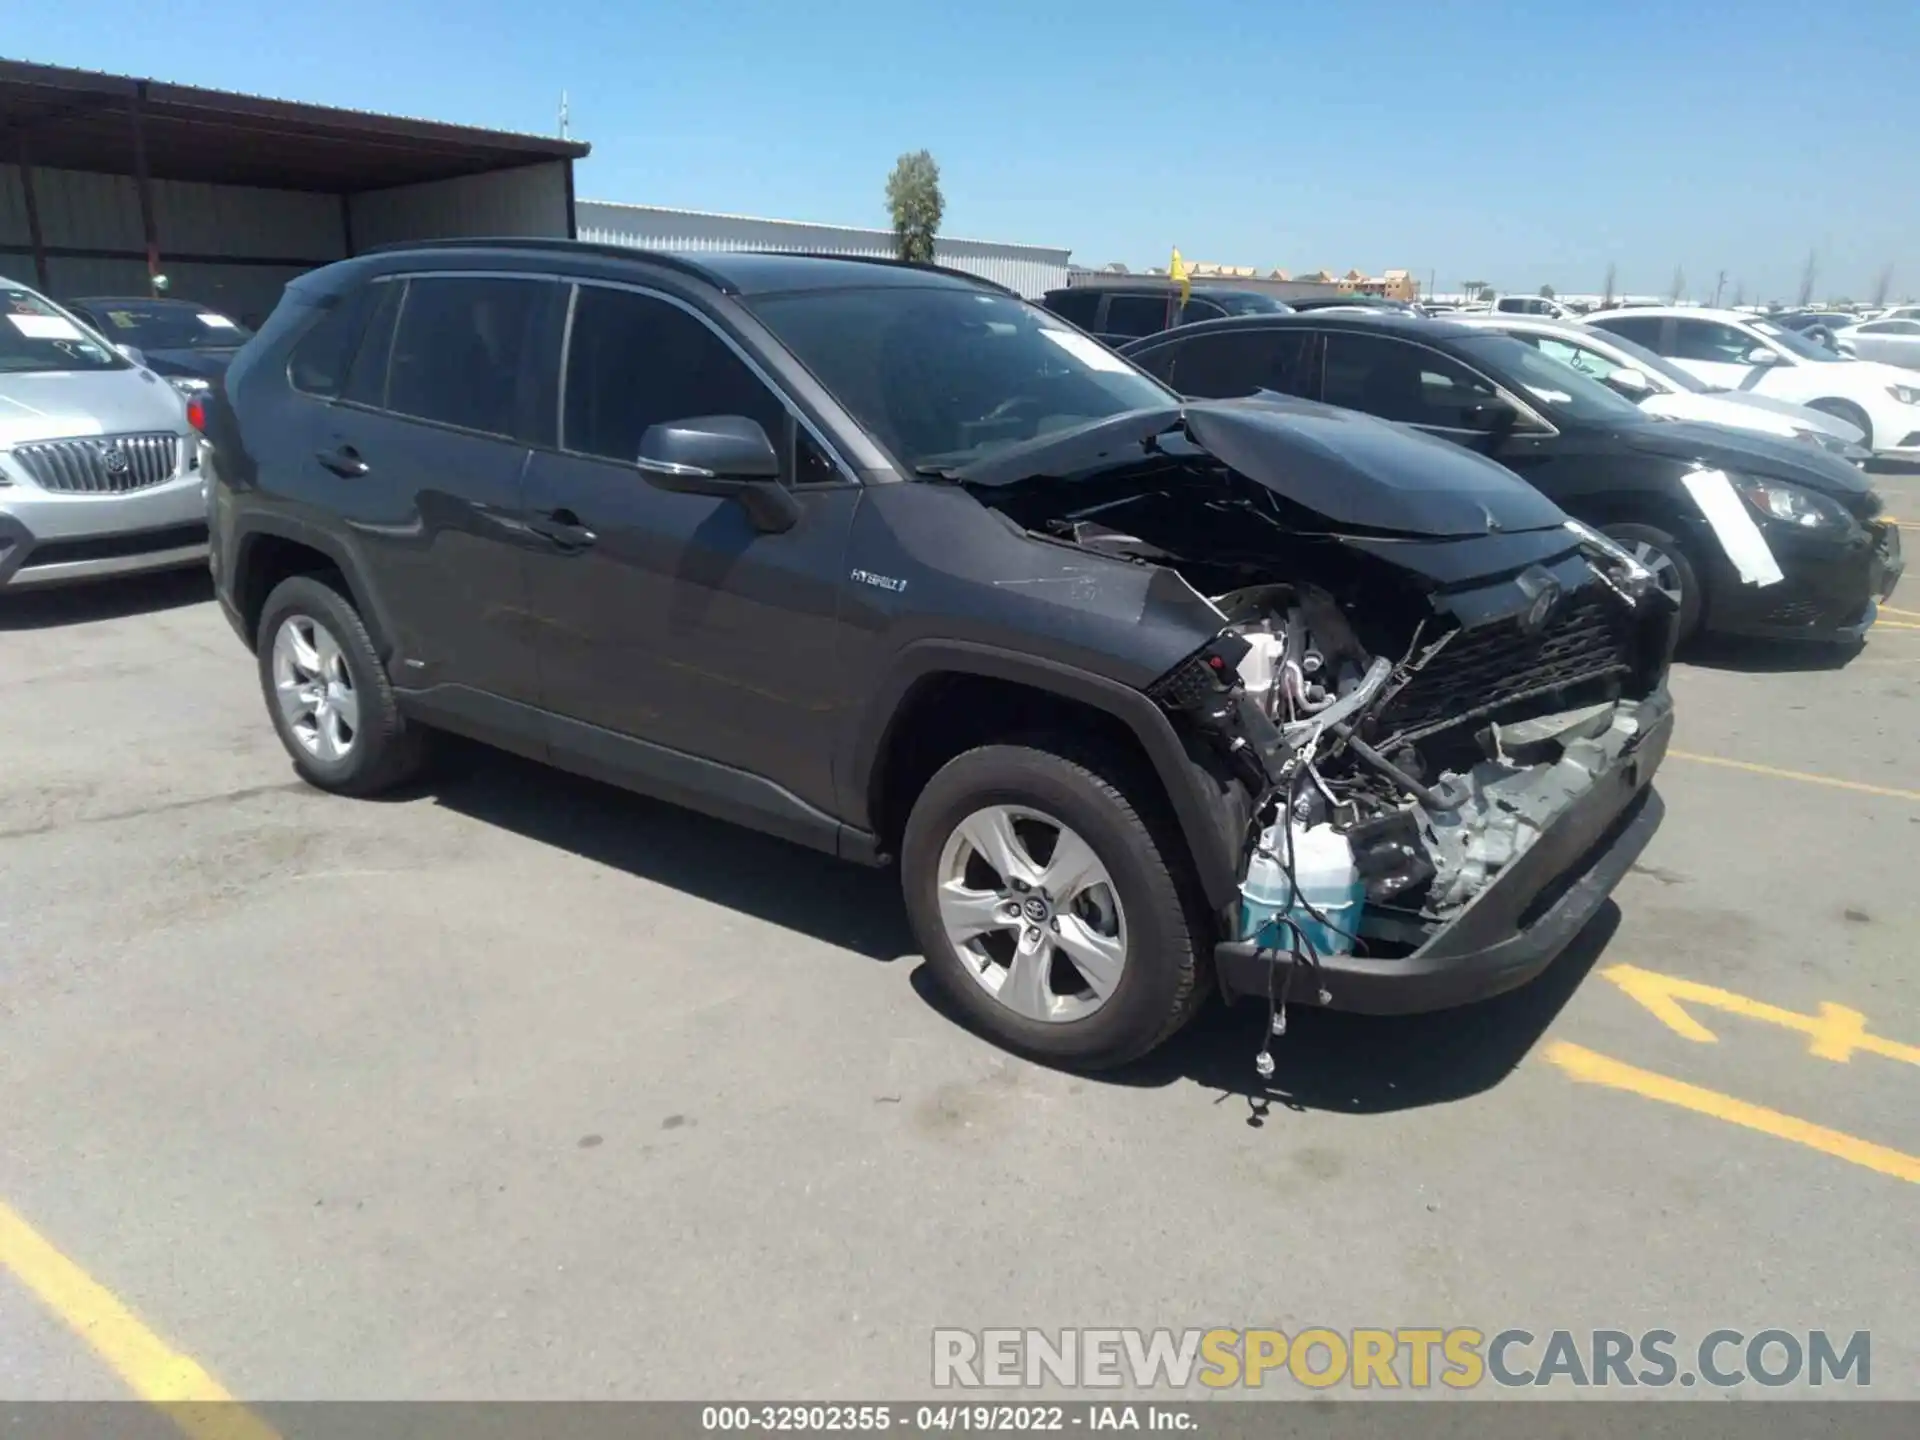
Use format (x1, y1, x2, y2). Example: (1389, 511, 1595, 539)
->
(286, 287, 377, 397)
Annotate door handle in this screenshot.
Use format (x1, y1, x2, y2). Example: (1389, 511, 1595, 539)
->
(315, 444, 369, 478)
(528, 508, 597, 550)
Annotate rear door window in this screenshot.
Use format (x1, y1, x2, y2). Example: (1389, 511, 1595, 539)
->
(1042, 290, 1101, 326)
(1591, 314, 1668, 350)
(1101, 294, 1175, 338)
(380, 275, 554, 438)
(1321, 332, 1498, 427)
(1171, 329, 1317, 400)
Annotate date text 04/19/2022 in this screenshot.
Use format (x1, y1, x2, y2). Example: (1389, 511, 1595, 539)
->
(700, 1405, 1196, 1432)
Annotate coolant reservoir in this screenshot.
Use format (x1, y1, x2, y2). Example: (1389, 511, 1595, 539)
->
(1236, 631, 1285, 707)
(1240, 822, 1364, 956)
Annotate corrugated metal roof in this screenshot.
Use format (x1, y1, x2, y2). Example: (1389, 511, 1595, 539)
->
(0, 58, 587, 190)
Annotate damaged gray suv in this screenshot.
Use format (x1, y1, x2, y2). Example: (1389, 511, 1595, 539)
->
(203, 242, 1676, 1069)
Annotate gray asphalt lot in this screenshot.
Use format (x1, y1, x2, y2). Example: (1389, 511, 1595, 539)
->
(1, 531, 1916, 1404)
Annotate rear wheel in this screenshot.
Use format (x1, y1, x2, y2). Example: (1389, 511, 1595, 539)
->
(1807, 399, 1872, 450)
(901, 741, 1204, 1070)
(257, 574, 427, 796)
(1602, 521, 1703, 644)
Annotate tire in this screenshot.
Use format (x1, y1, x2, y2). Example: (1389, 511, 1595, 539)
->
(256, 574, 427, 796)
(900, 740, 1205, 1070)
(1806, 399, 1872, 451)
(1602, 521, 1703, 645)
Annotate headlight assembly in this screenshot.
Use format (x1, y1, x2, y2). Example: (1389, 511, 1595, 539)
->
(1732, 475, 1850, 530)
(1888, 384, 1920, 405)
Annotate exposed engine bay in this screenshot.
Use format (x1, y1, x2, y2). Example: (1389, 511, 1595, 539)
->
(1199, 576, 1656, 941)
(955, 407, 1675, 962)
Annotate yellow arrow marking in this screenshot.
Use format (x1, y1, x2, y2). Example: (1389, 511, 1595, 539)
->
(1545, 1042, 1920, 1185)
(1600, 964, 1920, 1068)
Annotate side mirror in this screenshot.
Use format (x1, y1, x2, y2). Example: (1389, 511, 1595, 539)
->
(1604, 367, 1653, 398)
(1462, 397, 1518, 434)
(1743, 346, 1780, 366)
(636, 414, 798, 533)
(115, 343, 147, 367)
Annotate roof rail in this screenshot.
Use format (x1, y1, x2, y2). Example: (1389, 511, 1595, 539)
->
(360, 236, 735, 289)
(735, 250, 1022, 297)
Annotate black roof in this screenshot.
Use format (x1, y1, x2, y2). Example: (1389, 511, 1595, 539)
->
(1122, 311, 1476, 348)
(360, 238, 1015, 297)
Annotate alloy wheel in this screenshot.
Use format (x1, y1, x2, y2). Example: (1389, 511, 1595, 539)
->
(271, 614, 360, 762)
(934, 805, 1128, 1023)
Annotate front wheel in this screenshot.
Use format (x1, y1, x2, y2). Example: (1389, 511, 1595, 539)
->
(1603, 521, 1703, 645)
(900, 742, 1205, 1070)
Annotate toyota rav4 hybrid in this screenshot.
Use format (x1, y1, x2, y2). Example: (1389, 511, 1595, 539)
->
(201, 242, 1676, 1070)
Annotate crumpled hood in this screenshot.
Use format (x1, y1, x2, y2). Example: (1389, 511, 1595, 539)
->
(0, 367, 188, 446)
(955, 396, 1570, 538)
(1618, 416, 1875, 501)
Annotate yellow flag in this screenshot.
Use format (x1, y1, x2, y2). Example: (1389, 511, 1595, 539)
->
(1169, 247, 1192, 304)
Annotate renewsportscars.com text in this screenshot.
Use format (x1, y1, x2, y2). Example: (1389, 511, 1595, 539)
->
(932, 1327, 1871, 1391)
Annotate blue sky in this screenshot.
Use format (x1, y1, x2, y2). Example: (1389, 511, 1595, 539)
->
(10, 0, 1918, 300)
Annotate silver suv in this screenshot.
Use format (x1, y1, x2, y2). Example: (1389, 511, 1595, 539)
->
(0, 276, 206, 590)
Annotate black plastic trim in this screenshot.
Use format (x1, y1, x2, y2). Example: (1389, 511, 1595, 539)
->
(846, 639, 1246, 911)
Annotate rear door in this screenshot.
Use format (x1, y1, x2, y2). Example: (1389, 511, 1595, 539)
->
(307, 272, 558, 713)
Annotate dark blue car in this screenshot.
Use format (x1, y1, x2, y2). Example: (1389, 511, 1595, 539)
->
(63, 296, 254, 396)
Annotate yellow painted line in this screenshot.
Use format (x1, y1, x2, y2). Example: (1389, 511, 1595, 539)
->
(1668, 749, 1920, 803)
(1882, 604, 1920, 619)
(1876, 619, 1920, 631)
(1601, 963, 1920, 1066)
(0, 1199, 280, 1440)
(1545, 1042, 1920, 1185)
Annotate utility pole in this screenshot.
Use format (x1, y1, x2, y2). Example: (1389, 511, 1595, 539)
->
(1712, 270, 1727, 307)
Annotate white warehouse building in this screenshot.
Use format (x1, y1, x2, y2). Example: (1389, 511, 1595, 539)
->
(575, 199, 1072, 298)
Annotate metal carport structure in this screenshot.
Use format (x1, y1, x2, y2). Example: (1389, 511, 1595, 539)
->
(0, 59, 589, 324)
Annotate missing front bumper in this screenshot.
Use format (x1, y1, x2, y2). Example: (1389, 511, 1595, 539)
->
(1213, 688, 1674, 1014)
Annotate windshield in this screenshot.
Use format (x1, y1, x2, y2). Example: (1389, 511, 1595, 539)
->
(749, 286, 1176, 471)
(0, 285, 124, 375)
(1749, 318, 1847, 362)
(1209, 293, 1293, 316)
(80, 300, 253, 350)
(1454, 333, 1647, 425)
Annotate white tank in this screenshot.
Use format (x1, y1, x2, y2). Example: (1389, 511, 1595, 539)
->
(1239, 821, 1363, 956)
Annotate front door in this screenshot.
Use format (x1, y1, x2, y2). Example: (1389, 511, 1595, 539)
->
(520, 282, 857, 819)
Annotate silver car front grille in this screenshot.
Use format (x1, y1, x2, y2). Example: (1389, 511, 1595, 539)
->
(12, 434, 181, 494)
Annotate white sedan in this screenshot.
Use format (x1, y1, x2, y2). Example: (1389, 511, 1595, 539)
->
(1585, 306, 1920, 459)
(1836, 318, 1920, 371)
(1454, 314, 1869, 463)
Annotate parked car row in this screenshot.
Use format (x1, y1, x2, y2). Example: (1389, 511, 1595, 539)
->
(1119, 310, 1901, 646)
